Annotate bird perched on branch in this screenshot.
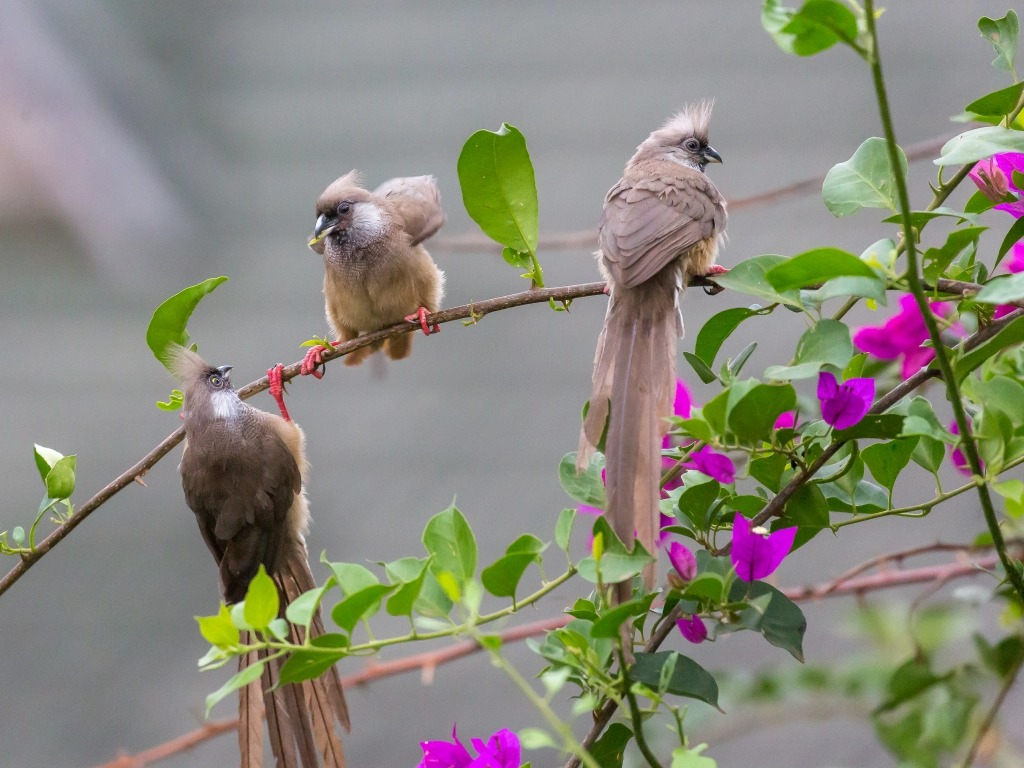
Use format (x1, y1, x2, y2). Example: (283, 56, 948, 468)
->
(302, 171, 446, 375)
(578, 103, 728, 602)
(171, 349, 349, 768)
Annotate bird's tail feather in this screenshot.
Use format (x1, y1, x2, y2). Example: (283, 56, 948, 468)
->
(238, 545, 349, 768)
(579, 288, 676, 600)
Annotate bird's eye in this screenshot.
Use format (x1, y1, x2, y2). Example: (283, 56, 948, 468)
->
(209, 375, 222, 388)
(338, 202, 352, 215)
(683, 138, 701, 153)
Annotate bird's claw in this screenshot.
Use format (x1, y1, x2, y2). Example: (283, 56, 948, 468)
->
(405, 306, 439, 336)
(267, 364, 292, 422)
(301, 341, 340, 378)
(702, 265, 729, 296)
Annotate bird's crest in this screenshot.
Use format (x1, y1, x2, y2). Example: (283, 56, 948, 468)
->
(166, 343, 213, 384)
(651, 101, 714, 144)
(318, 170, 365, 207)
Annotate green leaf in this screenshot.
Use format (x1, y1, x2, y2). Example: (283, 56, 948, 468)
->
(823, 138, 908, 216)
(675, 476, 721, 531)
(779, 483, 830, 549)
(833, 414, 905, 441)
(277, 634, 348, 686)
(205, 659, 265, 716)
(384, 557, 430, 617)
(862, 437, 919, 492)
(155, 388, 184, 412)
(320, 559, 380, 596)
(975, 272, 1024, 304)
(954, 315, 1024, 380)
(590, 722, 633, 768)
(422, 504, 477, 592)
(922, 226, 986, 285)
(591, 594, 656, 638)
(979, 11, 1019, 74)
(412, 570, 454, 619)
(555, 508, 576, 552)
(765, 319, 853, 380)
(694, 307, 763, 368)
(33, 444, 64, 483)
(728, 580, 807, 661)
(44, 455, 76, 500)
(672, 744, 718, 768)
(632, 651, 720, 708)
(935, 126, 1024, 166)
(911, 436, 946, 474)
(682, 352, 720, 384)
(457, 123, 538, 255)
(761, 0, 859, 57)
(559, 452, 605, 509)
(196, 604, 240, 648)
(681, 572, 728, 603)
(331, 584, 394, 634)
(285, 582, 333, 627)
(974, 633, 1024, 677)
(728, 383, 797, 444)
(710, 253, 803, 307)
(243, 566, 279, 630)
(146, 276, 229, 368)
(481, 534, 547, 599)
(749, 453, 789, 493)
(875, 658, 946, 713)
(965, 81, 1024, 118)
(577, 516, 654, 584)
(766, 248, 878, 291)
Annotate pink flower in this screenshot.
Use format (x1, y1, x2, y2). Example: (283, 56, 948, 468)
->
(773, 411, 797, 431)
(853, 294, 956, 378)
(730, 514, 797, 582)
(417, 726, 521, 768)
(684, 445, 736, 484)
(994, 242, 1024, 319)
(667, 541, 697, 581)
(816, 371, 874, 430)
(677, 614, 708, 644)
(970, 152, 1024, 206)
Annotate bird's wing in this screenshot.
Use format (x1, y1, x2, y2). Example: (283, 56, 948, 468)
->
(599, 172, 724, 290)
(181, 423, 302, 601)
(373, 175, 445, 246)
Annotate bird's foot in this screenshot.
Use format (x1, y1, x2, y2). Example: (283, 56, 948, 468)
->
(702, 265, 729, 296)
(300, 340, 340, 379)
(267, 364, 292, 422)
(405, 306, 439, 336)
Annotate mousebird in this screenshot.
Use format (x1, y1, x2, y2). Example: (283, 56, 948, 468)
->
(302, 171, 445, 375)
(578, 104, 728, 602)
(171, 348, 349, 767)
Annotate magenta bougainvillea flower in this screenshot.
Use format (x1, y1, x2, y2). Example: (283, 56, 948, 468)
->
(816, 371, 874, 430)
(773, 411, 797, 431)
(853, 294, 956, 378)
(417, 726, 521, 768)
(677, 614, 708, 644)
(730, 514, 797, 582)
(684, 445, 736, 483)
(970, 152, 1024, 215)
(667, 541, 697, 581)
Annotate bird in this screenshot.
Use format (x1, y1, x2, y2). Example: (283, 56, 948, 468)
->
(578, 103, 728, 602)
(301, 171, 445, 376)
(170, 347, 350, 768)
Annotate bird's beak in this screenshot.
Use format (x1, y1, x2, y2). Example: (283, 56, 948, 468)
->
(216, 365, 233, 382)
(703, 145, 723, 164)
(308, 213, 339, 248)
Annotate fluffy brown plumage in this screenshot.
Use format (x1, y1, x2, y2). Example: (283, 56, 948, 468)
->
(303, 171, 445, 371)
(579, 104, 728, 602)
(171, 345, 349, 768)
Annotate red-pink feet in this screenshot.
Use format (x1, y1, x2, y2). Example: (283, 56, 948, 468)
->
(267, 364, 291, 422)
(405, 306, 440, 336)
(301, 341, 341, 379)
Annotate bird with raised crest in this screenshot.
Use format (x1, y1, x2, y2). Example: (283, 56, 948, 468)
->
(301, 171, 445, 376)
(171, 349, 349, 768)
(578, 103, 728, 603)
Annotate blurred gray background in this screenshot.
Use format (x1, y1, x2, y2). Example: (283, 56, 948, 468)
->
(1, 2, 1020, 766)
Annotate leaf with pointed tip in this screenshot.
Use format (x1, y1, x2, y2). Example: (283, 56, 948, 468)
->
(935, 126, 1024, 166)
(146, 276, 229, 369)
(331, 584, 394, 634)
(823, 138, 908, 216)
(559, 452, 605, 509)
(277, 634, 348, 686)
(242, 566, 279, 630)
(979, 11, 1019, 73)
(205, 660, 265, 716)
(422, 504, 477, 593)
(632, 652, 720, 708)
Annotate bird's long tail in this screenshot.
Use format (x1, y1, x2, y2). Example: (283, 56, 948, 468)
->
(578, 284, 677, 602)
(238, 545, 350, 768)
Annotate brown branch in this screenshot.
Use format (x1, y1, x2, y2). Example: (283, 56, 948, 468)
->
(430, 133, 954, 254)
(0, 282, 617, 599)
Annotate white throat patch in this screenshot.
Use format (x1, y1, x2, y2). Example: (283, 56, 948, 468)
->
(352, 203, 386, 241)
(211, 390, 242, 420)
